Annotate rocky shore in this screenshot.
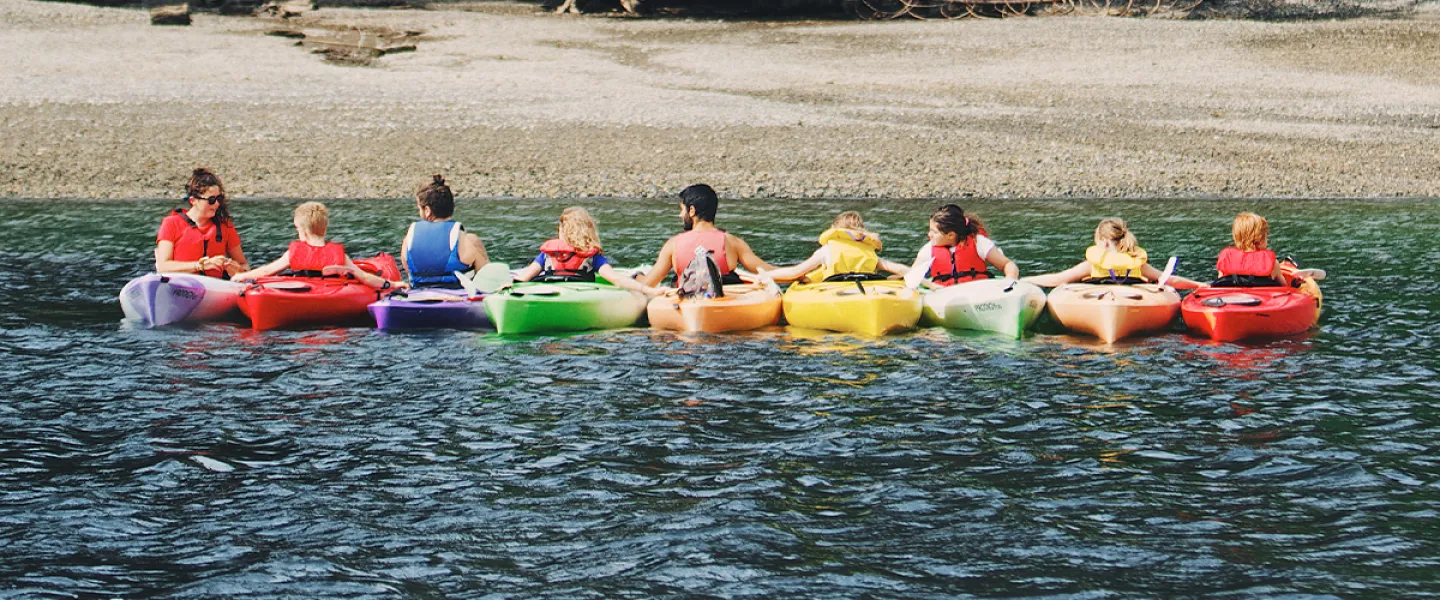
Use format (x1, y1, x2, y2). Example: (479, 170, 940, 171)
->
(1, 0, 1437, 199)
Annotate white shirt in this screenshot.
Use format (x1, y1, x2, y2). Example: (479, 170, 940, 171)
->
(905, 235, 997, 288)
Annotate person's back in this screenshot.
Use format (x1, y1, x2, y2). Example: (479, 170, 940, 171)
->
(641, 184, 775, 289)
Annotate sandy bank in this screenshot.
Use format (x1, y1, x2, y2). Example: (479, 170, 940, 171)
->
(1, 0, 1437, 199)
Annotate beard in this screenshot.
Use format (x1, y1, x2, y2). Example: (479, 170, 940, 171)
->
(682, 214, 694, 231)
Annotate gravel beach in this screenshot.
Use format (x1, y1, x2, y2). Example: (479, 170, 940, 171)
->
(1, 0, 1437, 199)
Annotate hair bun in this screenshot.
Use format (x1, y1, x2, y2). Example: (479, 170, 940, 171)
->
(432, 174, 445, 186)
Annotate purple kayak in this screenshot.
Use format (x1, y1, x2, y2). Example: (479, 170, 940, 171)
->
(368, 288, 492, 331)
(120, 273, 245, 327)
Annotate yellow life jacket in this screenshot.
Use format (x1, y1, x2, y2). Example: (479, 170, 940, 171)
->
(805, 228, 883, 282)
(1085, 245, 1149, 281)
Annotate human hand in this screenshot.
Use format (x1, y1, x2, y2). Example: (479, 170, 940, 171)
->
(393, 280, 411, 291)
(321, 265, 354, 277)
(231, 271, 255, 283)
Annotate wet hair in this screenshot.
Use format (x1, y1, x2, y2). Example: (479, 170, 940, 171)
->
(832, 210, 865, 231)
(185, 167, 231, 225)
(1231, 212, 1270, 252)
(1094, 218, 1140, 256)
(559, 207, 601, 252)
(680, 184, 719, 223)
(416, 175, 455, 220)
(294, 201, 329, 237)
(930, 204, 981, 239)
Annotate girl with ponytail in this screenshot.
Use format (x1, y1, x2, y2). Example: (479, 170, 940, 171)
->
(1023, 218, 1204, 288)
(154, 168, 250, 279)
(903, 204, 1020, 289)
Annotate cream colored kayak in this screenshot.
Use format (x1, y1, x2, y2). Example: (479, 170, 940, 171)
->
(921, 279, 1047, 338)
(783, 279, 922, 337)
(1046, 283, 1180, 343)
(647, 283, 782, 333)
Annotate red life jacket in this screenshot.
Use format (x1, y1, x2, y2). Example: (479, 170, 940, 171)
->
(1216, 247, 1277, 278)
(288, 240, 347, 272)
(671, 229, 731, 277)
(161, 210, 234, 278)
(539, 239, 600, 277)
(928, 237, 990, 287)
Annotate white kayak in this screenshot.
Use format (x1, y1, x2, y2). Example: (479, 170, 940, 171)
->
(119, 273, 245, 327)
(920, 279, 1047, 338)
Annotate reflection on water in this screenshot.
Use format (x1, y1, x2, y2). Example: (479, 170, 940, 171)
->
(0, 198, 1436, 597)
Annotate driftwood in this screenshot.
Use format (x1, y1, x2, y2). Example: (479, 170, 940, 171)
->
(257, 0, 313, 18)
(268, 25, 421, 65)
(146, 0, 191, 24)
(552, 0, 646, 14)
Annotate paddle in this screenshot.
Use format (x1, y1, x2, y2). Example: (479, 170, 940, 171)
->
(453, 262, 512, 297)
(1292, 268, 1326, 281)
(1156, 256, 1178, 288)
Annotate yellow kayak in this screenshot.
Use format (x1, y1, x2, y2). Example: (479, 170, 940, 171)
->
(647, 283, 783, 333)
(782, 279, 922, 337)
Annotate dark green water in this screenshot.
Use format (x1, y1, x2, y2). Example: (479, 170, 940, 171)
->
(1, 197, 1437, 598)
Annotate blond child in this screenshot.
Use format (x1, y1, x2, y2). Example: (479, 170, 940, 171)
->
(512, 207, 667, 296)
(1023, 218, 1202, 289)
(762, 211, 909, 284)
(1214, 212, 1288, 285)
(232, 202, 406, 290)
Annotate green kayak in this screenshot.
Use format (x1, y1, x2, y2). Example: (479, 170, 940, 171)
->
(484, 281, 648, 335)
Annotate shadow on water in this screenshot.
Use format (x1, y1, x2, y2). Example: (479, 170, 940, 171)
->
(0, 197, 1437, 597)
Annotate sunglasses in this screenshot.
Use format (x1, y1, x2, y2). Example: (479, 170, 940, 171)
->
(192, 194, 225, 205)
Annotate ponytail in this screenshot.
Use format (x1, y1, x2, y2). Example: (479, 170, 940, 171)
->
(930, 204, 980, 239)
(416, 174, 455, 219)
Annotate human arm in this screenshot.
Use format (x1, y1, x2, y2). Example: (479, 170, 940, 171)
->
(640, 239, 676, 288)
(1022, 262, 1090, 287)
(459, 232, 490, 271)
(1140, 263, 1203, 289)
(878, 258, 910, 278)
(729, 234, 777, 274)
(985, 247, 1020, 281)
(903, 244, 932, 289)
(231, 252, 292, 283)
(513, 260, 543, 283)
(223, 243, 250, 277)
(324, 257, 407, 290)
(598, 264, 667, 296)
(155, 241, 230, 275)
(759, 249, 825, 284)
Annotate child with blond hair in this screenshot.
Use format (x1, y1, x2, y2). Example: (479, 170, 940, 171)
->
(1024, 218, 1203, 288)
(233, 202, 405, 290)
(512, 207, 667, 296)
(762, 210, 910, 284)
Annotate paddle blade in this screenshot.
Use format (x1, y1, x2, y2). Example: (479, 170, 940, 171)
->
(471, 262, 513, 294)
(1156, 256, 1178, 287)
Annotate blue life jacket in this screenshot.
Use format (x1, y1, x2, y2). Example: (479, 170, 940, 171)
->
(406, 220, 471, 287)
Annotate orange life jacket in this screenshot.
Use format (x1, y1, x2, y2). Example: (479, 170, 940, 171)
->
(928, 237, 990, 287)
(1217, 247, 1277, 278)
(288, 240, 347, 272)
(539, 239, 600, 279)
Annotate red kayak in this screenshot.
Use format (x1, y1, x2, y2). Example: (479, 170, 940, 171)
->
(238, 254, 400, 331)
(1182, 266, 1323, 342)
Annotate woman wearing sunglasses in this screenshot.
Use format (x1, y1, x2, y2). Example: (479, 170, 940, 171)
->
(154, 168, 250, 279)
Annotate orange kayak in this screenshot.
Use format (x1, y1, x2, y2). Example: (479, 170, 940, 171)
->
(238, 254, 400, 331)
(647, 283, 782, 333)
(1046, 283, 1180, 343)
